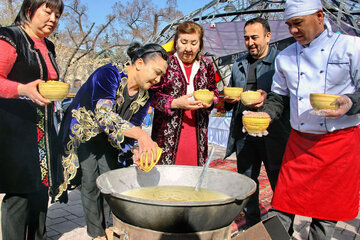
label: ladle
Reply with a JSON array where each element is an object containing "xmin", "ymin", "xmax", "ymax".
[{"xmin": 195, "ymin": 146, "xmax": 215, "ymax": 191}]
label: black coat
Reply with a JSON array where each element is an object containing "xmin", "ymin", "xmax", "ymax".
[{"xmin": 225, "ymin": 46, "xmax": 290, "ymax": 170}]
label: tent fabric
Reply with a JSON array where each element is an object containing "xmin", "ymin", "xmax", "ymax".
[
  {"xmin": 202, "ymin": 18, "xmax": 359, "ymax": 58},
  {"xmin": 217, "ymin": 37, "xmax": 296, "ymax": 66},
  {"xmin": 203, "ymin": 20, "xmax": 292, "ymax": 57}
]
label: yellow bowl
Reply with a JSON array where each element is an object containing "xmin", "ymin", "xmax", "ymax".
[
  {"xmin": 224, "ymin": 87, "xmax": 243, "ymax": 99},
  {"xmin": 310, "ymin": 93, "xmax": 340, "ymax": 110},
  {"xmin": 240, "ymin": 91, "xmax": 261, "ymax": 106},
  {"xmin": 193, "ymin": 89, "xmax": 214, "ymax": 104},
  {"xmin": 139, "ymin": 147, "xmax": 163, "ymax": 172},
  {"xmin": 242, "ymin": 112, "xmax": 271, "ymax": 134},
  {"xmin": 38, "ymin": 81, "xmax": 70, "ymax": 101}
]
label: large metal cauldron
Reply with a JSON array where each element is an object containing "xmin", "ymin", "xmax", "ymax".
[{"xmin": 96, "ymin": 165, "xmax": 256, "ymax": 233}]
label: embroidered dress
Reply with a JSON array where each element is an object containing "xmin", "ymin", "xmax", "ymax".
[
  {"xmin": 57, "ymin": 63, "xmax": 151, "ymax": 199},
  {"xmin": 151, "ymin": 55, "xmax": 219, "ymax": 166}
]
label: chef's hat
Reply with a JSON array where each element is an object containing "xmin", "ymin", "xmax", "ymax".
[{"xmin": 284, "ymin": 0, "xmax": 323, "ymax": 20}]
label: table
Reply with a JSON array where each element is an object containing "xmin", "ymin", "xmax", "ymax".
[{"xmin": 208, "ymin": 116, "xmax": 231, "ymax": 147}]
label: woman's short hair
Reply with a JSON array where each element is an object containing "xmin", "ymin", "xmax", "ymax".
[
  {"xmin": 127, "ymin": 42, "xmax": 169, "ymax": 65},
  {"xmin": 15, "ymin": 0, "xmax": 64, "ymax": 26},
  {"xmin": 173, "ymin": 21, "xmax": 204, "ymax": 60}
]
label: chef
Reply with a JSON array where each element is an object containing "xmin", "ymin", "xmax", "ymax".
[{"xmin": 257, "ymin": 0, "xmax": 360, "ymax": 239}]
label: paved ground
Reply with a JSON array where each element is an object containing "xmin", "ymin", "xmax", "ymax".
[{"xmin": 0, "ymin": 126, "xmax": 359, "ymax": 239}]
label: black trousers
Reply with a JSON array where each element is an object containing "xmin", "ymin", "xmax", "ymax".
[
  {"xmin": 1, "ymin": 186, "xmax": 49, "ymax": 240},
  {"xmin": 269, "ymin": 209, "xmax": 337, "ymax": 239},
  {"xmin": 236, "ymin": 136, "xmax": 280, "ymax": 228},
  {"xmin": 77, "ymin": 134, "xmax": 120, "ymax": 238}
]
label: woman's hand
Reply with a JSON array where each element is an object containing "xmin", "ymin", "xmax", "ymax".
[
  {"xmin": 125, "ymin": 127, "xmax": 158, "ymax": 169},
  {"xmin": 202, "ymin": 96, "xmax": 218, "ymax": 109},
  {"xmin": 170, "ymin": 93, "xmax": 203, "ymax": 110},
  {"xmin": 137, "ymin": 130, "xmax": 158, "ymax": 164},
  {"xmin": 17, "ymin": 80, "xmax": 51, "ymax": 106}
]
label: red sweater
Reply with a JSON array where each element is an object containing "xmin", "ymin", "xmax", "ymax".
[{"xmin": 0, "ymin": 38, "xmax": 58, "ymax": 98}]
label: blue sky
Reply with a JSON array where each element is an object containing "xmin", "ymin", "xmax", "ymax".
[{"xmin": 85, "ymin": 0, "xmax": 211, "ymax": 25}]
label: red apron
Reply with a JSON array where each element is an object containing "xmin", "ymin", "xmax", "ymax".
[
  {"xmin": 175, "ymin": 64, "xmax": 198, "ymax": 166},
  {"xmin": 175, "ymin": 109, "xmax": 198, "ymax": 166},
  {"xmin": 272, "ymin": 127, "xmax": 360, "ymax": 221}
]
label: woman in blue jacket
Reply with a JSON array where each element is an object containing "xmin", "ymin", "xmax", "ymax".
[{"xmin": 58, "ymin": 42, "xmax": 169, "ymax": 239}]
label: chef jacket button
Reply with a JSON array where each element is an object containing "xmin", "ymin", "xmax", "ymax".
[
  {"xmin": 320, "ymin": 70, "xmax": 324, "ymax": 73},
  {"xmin": 300, "ymin": 72, "xmax": 304, "ymax": 75},
  {"xmin": 320, "ymin": 123, "xmax": 324, "ymax": 126},
  {"xmin": 321, "ymin": 49, "xmax": 325, "ymax": 52},
  {"xmin": 300, "ymin": 122, "xmax": 304, "ymax": 126},
  {"xmin": 300, "ymin": 51, "xmax": 303, "ymax": 54},
  {"xmin": 299, "ymin": 96, "xmax": 303, "ymax": 101}
]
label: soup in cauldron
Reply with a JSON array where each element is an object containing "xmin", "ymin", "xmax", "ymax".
[{"xmin": 121, "ymin": 185, "xmax": 230, "ymax": 202}]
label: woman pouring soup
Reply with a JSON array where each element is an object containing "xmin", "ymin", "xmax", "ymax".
[{"xmin": 58, "ymin": 42, "xmax": 169, "ymax": 239}]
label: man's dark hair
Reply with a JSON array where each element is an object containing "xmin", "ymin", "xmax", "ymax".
[{"xmin": 244, "ymin": 17, "xmax": 271, "ymax": 34}]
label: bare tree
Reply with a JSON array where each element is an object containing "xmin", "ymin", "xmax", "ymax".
[
  {"xmin": 58, "ymin": 0, "xmax": 128, "ymax": 81},
  {"xmin": 7, "ymin": 0, "xmax": 15, "ymax": 21},
  {"xmin": 0, "ymin": 0, "xmax": 21, "ymax": 25},
  {"xmin": 0, "ymin": 0, "xmax": 183, "ymax": 82},
  {"xmin": 154, "ymin": 0, "xmax": 183, "ymax": 35},
  {"xmin": 114, "ymin": 0, "xmax": 182, "ymax": 43}
]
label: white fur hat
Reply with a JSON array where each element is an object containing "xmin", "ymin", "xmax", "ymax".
[{"xmin": 284, "ymin": 0, "xmax": 323, "ymax": 20}]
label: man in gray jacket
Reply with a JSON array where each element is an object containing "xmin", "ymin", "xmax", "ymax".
[{"xmin": 224, "ymin": 17, "xmax": 291, "ymax": 228}]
